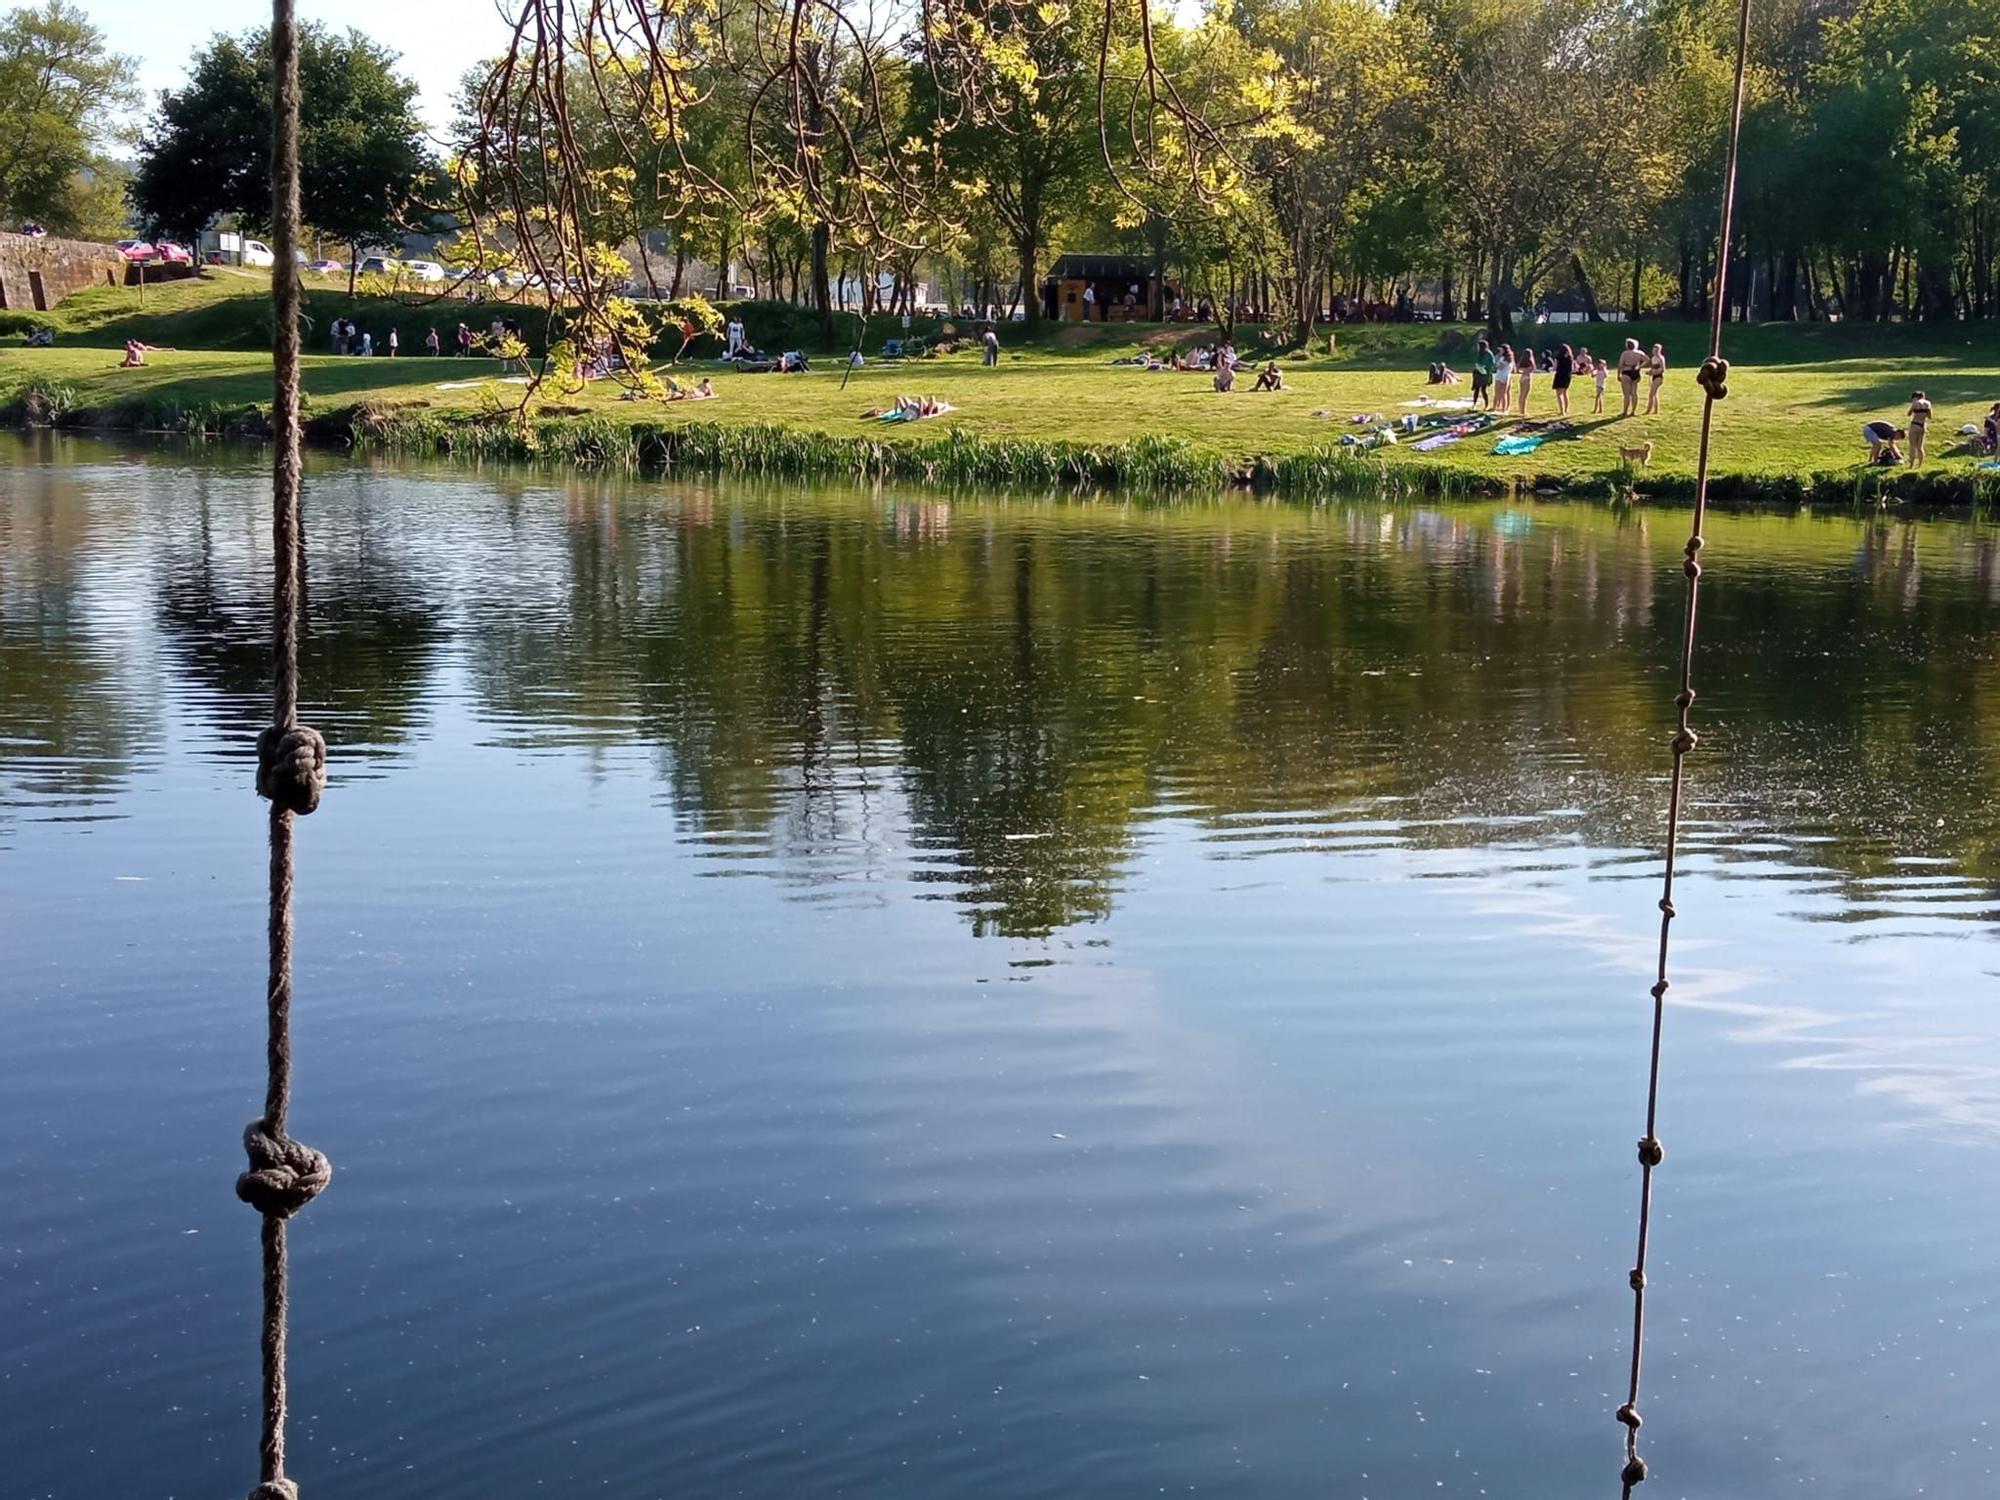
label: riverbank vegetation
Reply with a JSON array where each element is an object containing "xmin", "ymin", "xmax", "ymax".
[{"xmin": 5, "ymin": 274, "xmax": 1999, "ymax": 502}]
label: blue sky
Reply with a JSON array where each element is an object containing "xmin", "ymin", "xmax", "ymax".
[{"xmin": 87, "ymin": 0, "xmax": 513, "ymax": 137}]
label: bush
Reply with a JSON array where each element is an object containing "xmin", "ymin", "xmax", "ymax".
[{"xmin": 0, "ymin": 310, "xmax": 57, "ymax": 340}]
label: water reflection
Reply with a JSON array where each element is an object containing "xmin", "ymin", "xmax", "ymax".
[
  {"xmin": 8, "ymin": 435, "xmax": 2000, "ymax": 938},
  {"xmin": 11, "ymin": 434, "xmax": 2000, "ymax": 1500}
]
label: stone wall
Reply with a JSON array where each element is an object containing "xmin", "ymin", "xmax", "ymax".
[{"xmin": 0, "ymin": 232, "xmax": 125, "ymax": 313}]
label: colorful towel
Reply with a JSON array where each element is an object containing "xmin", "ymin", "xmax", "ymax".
[{"xmin": 1493, "ymin": 434, "xmax": 1545, "ymax": 456}]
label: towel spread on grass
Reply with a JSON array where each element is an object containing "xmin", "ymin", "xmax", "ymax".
[
  {"xmin": 1411, "ymin": 414, "xmax": 1498, "ymax": 453},
  {"xmin": 1493, "ymin": 434, "xmax": 1546, "ymax": 456}
]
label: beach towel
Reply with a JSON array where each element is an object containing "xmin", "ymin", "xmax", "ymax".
[
  {"xmin": 1493, "ymin": 434, "xmax": 1545, "ymax": 456},
  {"xmin": 1400, "ymin": 397, "xmax": 1474, "ymax": 410},
  {"xmin": 1412, "ymin": 429, "xmax": 1465, "ymax": 453}
]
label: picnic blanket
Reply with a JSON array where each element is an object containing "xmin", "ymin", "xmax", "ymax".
[
  {"xmin": 1493, "ymin": 434, "xmax": 1545, "ymax": 456},
  {"xmin": 1411, "ymin": 413, "xmax": 1498, "ymax": 453}
]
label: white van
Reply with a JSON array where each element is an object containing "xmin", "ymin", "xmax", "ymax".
[{"xmin": 241, "ymin": 240, "xmax": 274, "ymax": 267}]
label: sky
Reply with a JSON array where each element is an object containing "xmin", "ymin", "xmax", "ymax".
[{"xmin": 85, "ymin": 0, "xmax": 516, "ymax": 137}]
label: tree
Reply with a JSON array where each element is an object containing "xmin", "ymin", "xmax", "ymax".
[
  {"xmin": 1237, "ymin": 0, "xmax": 1427, "ymax": 334},
  {"xmin": 131, "ymin": 23, "xmax": 440, "ymax": 283},
  {"xmin": 922, "ymin": 0, "xmax": 1110, "ymax": 325},
  {"xmin": 0, "ymin": 0, "xmax": 136, "ymax": 234}
]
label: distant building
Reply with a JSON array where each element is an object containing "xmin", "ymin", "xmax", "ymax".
[{"xmin": 1047, "ymin": 255, "xmax": 1167, "ymax": 322}]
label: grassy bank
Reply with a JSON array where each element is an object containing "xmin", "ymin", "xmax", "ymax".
[{"xmin": 6, "ymin": 268, "xmax": 2000, "ymax": 503}]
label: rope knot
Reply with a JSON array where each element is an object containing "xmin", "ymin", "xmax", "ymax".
[
  {"xmin": 1670, "ymin": 727, "xmax": 1699, "ymax": 756},
  {"xmin": 247, "ymin": 1482, "xmax": 300, "ymax": 1500},
  {"xmin": 1696, "ymin": 356, "xmax": 1730, "ymax": 400},
  {"xmin": 1650, "ymin": 978, "xmax": 1670, "ymax": 999},
  {"xmin": 257, "ymin": 724, "xmax": 327, "ymax": 815},
  {"xmin": 1629, "ymin": 1267, "xmax": 1646, "ymax": 1291},
  {"xmin": 1622, "ymin": 1454, "xmax": 1649, "ymax": 1486},
  {"xmin": 1637, "ymin": 1136, "xmax": 1665, "ymax": 1168},
  {"xmin": 1615, "ymin": 1401, "xmax": 1643, "ymax": 1430},
  {"xmin": 237, "ymin": 1119, "xmax": 331, "ymax": 1219}
]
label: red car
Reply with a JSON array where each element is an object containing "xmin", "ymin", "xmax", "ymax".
[
  {"xmin": 154, "ymin": 241, "xmax": 193, "ymax": 266},
  {"xmin": 115, "ymin": 239, "xmax": 157, "ymax": 262}
]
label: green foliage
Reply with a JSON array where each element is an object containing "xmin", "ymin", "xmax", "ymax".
[
  {"xmin": 130, "ymin": 22, "xmax": 441, "ymax": 249},
  {"xmin": 0, "ymin": 0, "xmax": 135, "ymax": 233}
]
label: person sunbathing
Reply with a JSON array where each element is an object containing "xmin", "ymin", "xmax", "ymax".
[
  {"xmin": 1253, "ymin": 362, "xmax": 1285, "ymax": 391},
  {"xmin": 119, "ymin": 339, "xmax": 168, "ymax": 368}
]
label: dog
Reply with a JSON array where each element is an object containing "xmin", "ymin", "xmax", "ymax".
[{"xmin": 1617, "ymin": 441, "xmax": 1654, "ymax": 469}]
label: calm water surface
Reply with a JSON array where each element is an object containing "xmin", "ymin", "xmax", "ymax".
[{"xmin": 7, "ymin": 432, "xmax": 2000, "ymax": 1498}]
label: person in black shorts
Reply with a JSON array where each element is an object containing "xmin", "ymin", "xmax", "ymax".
[{"xmin": 1552, "ymin": 343, "xmax": 1575, "ymax": 416}]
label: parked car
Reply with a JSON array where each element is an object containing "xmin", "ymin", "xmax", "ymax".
[
  {"xmin": 154, "ymin": 241, "xmax": 193, "ymax": 265},
  {"xmin": 356, "ymin": 255, "xmax": 397, "ymax": 278},
  {"xmin": 306, "ymin": 258, "xmax": 343, "ymax": 274},
  {"xmin": 240, "ymin": 240, "xmax": 275, "ymax": 267},
  {"xmin": 403, "ymin": 259, "xmax": 447, "ymax": 283},
  {"xmin": 115, "ymin": 239, "xmax": 157, "ymax": 262}
]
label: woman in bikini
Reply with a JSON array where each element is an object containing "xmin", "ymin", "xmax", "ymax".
[
  {"xmin": 1515, "ymin": 345, "xmax": 1534, "ymax": 415},
  {"xmin": 1493, "ymin": 344, "xmax": 1514, "ymax": 414},
  {"xmin": 1645, "ymin": 344, "xmax": 1667, "ymax": 414},
  {"xmin": 1552, "ymin": 343, "xmax": 1575, "ymax": 417},
  {"xmin": 1616, "ymin": 339, "xmax": 1645, "ymax": 417}
]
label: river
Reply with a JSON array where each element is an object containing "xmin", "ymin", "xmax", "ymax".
[{"xmin": 6, "ymin": 431, "xmax": 2000, "ymax": 1498}]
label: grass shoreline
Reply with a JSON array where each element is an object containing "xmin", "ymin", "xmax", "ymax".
[
  {"xmin": 7, "ymin": 377, "xmax": 1997, "ymax": 508},
  {"xmin": 7, "ymin": 270, "xmax": 2000, "ymax": 506}
]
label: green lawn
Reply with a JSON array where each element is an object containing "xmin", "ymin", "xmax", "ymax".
[{"xmin": 5, "ymin": 268, "xmax": 1998, "ymax": 488}]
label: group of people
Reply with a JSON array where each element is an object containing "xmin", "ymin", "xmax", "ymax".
[
  {"xmin": 1466, "ymin": 336, "xmax": 1667, "ymax": 418},
  {"xmin": 1862, "ymin": 393, "xmax": 2000, "ymax": 467},
  {"xmin": 325, "ymin": 317, "xmax": 483, "ymax": 358}
]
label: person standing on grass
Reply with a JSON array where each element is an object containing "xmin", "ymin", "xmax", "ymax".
[
  {"xmin": 1552, "ymin": 342, "xmax": 1574, "ymax": 416},
  {"xmin": 457, "ymin": 323, "xmax": 472, "ymax": 356},
  {"xmin": 1494, "ymin": 344, "xmax": 1514, "ymax": 414},
  {"xmin": 982, "ymin": 325, "xmax": 1000, "ymax": 366},
  {"xmin": 726, "ymin": 315, "xmax": 744, "ymax": 356},
  {"xmin": 1515, "ymin": 346, "xmax": 1534, "ymax": 415},
  {"xmin": 359, "ymin": 330, "xmax": 373, "ymax": 357},
  {"xmin": 1617, "ymin": 338, "xmax": 1645, "ymax": 416},
  {"xmin": 1906, "ymin": 391, "xmax": 1932, "ymax": 466},
  {"xmin": 387, "ymin": 327, "xmax": 399, "ymax": 358},
  {"xmin": 1645, "ymin": 343, "xmax": 1667, "ymax": 413},
  {"xmin": 1471, "ymin": 338, "xmax": 1495, "ymax": 409},
  {"xmin": 1082, "ymin": 284, "xmax": 1096, "ymax": 322},
  {"xmin": 425, "ymin": 326, "xmax": 440, "ymax": 357},
  {"xmin": 1592, "ymin": 357, "xmax": 1609, "ymax": 414}
]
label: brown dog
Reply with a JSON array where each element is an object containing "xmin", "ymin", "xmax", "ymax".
[{"xmin": 1618, "ymin": 441, "xmax": 1654, "ymax": 468}]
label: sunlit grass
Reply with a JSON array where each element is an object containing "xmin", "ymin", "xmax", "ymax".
[{"xmin": 4, "ymin": 268, "xmax": 1998, "ymax": 494}]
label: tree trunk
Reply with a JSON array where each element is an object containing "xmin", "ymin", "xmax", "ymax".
[
  {"xmin": 1016, "ymin": 233, "xmax": 1040, "ymax": 327},
  {"xmin": 1572, "ymin": 253, "xmax": 1603, "ymax": 322},
  {"xmin": 811, "ymin": 220, "xmax": 832, "ymax": 344}
]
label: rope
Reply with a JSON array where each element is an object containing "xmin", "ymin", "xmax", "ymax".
[
  {"xmin": 1615, "ymin": 0, "xmax": 1753, "ymax": 1490},
  {"xmin": 238, "ymin": 1, "xmax": 329, "ymax": 1495}
]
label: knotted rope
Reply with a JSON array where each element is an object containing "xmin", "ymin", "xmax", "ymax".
[
  {"xmin": 1616, "ymin": 0, "xmax": 1753, "ymax": 1491},
  {"xmin": 238, "ymin": 0, "xmax": 330, "ymax": 1494}
]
